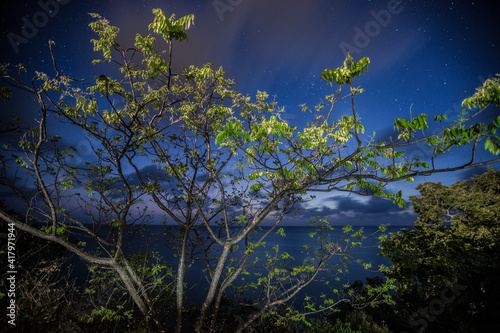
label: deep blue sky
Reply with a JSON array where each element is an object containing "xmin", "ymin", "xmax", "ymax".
[{"xmin": 1, "ymin": 0, "xmax": 499, "ymax": 226}]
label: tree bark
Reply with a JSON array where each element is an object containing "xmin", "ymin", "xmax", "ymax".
[
  {"xmin": 0, "ymin": 209, "xmax": 162, "ymax": 332},
  {"xmin": 195, "ymin": 243, "xmax": 231, "ymax": 333},
  {"xmin": 175, "ymin": 226, "xmax": 190, "ymax": 333}
]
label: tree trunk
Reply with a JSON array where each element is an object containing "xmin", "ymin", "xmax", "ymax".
[
  {"xmin": 121, "ymin": 251, "xmax": 165, "ymax": 332},
  {"xmin": 195, "ymin": 244, "xmax": 231, "ymax": 333},
  {"xmin": 0, "ymin": 211, "xmax": 162, "ymax": 332},
  {"xmin": 175, "ymin": 226, "xmax": 189, "ymax": 333}
]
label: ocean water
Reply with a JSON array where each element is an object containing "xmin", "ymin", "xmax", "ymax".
[{"xmin": 108, "ymin": 224, "xmax": 406, "ymax": 306}]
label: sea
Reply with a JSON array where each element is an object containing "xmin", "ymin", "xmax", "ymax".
[{"xmin": 70, "ymin": 224, "xmax": 408, "ymax": 307}]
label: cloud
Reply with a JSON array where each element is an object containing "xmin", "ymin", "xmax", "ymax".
[{"xmin": 289, "ymin": 194, "xmax": 415, "ymax": 227}]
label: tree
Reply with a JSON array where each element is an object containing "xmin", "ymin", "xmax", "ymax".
[
  {"xmin": 0, "ymin": 206, "xmax": 80, "ymax": 332},
  {"xmin": 1, "ymin": 8, "xmax": 499, "ymax": 333},
  {"xmin": 380, "ymin": 167, "xmax": 500, "ymax": 332}
]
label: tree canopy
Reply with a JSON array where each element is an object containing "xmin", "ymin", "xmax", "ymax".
[{"xmin": 380, "ymin": 167, "xmax": 500, "ymax": 332}]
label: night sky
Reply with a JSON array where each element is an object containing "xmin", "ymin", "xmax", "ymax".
[{"xmin": 1, "ymin": 0, "xmax": 499, "ymax": 226}]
